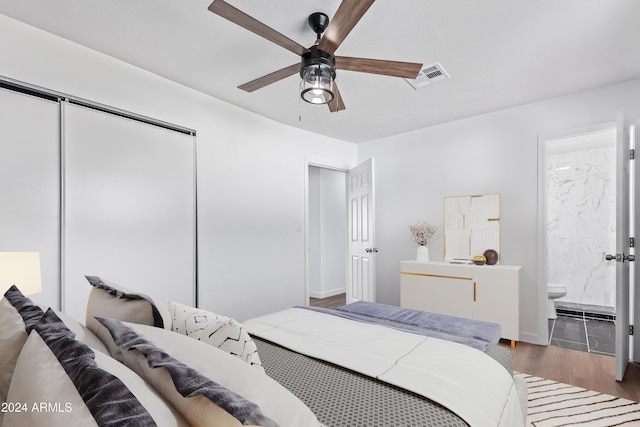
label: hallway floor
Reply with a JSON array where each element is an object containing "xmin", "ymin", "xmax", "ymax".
[{"xmin": 549, "ymin": 311, "xmax": 616, "ymax": 356}]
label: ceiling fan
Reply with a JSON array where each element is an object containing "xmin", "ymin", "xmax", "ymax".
[{"xmin": 208, "ymin": 0, "xmax": 423, "ymax": 112}]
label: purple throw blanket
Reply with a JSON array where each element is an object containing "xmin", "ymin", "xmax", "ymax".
[{"xmin": 298, "ymin": 301, "xmax": 501, "ymax": 351}]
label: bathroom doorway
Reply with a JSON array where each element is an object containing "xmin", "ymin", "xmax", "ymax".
[
  {"xmin": 541, "ymin": 120, "xmax": 637, "ymax": 380},
  {"xmin": 545, "ymin": 127, "xmax": 617, "ymax": 315},
  {"xmin": 540, "ymin": 124, "xmax": 619, "ymax": 353}
]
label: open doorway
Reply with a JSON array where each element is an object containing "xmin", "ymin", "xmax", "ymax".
[
  {"xmin": 543, "ymin": 127, "xmax": 618, "ymax": 354},
  {"xmin": 307, "ymin": 165, "xmax": 348, "ymax": 307}
]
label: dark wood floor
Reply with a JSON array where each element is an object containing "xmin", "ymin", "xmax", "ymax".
[
  {"xmin": 509, "ymin": 340, "xmax": 640, "ymax": 401},
  {"xmin": 309, "ymin": 293, "xmax": 347, "ymax": 309},
  {"xmin": 309, "ymin": 293, "xmax": 640, "ymax": 401}
]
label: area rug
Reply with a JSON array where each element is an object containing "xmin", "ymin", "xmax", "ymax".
[{"xmin": 515, "ymin": 372, "xmax": 640, "ymax": 426}]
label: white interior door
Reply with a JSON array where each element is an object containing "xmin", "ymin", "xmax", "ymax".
[
  {"xmin": 347, "ymin": 158, "xmax": 376, "ymax": 303},
  {"xmin": 614, "ymin": 115, "xmax": 633, "ymax": 382}
]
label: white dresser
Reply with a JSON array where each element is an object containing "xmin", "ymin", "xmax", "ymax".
[{"xmin": 400, "ymin": 261, "xmax": 522, "ymax": 346}]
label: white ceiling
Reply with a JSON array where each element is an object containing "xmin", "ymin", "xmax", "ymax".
[{"xmin": 1, "ymin": 0, "xmax": 639, "ymax": 143}]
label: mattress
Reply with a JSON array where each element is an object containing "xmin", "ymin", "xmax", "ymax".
[{"xmin": 254, "ymin": 336, "xmax": 513, "ymax": 427}]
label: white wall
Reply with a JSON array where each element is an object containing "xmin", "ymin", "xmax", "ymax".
[
  {"xmin": 0, "ymin": 14, "xmax": 357, "ymax": 322},
  {"xmin": 359, "ymin": 78, "xmax": 640, "ymax": 345},
  {"xmin": 3, "ymin": 13, "xmax": 639, "ymax": 342}
]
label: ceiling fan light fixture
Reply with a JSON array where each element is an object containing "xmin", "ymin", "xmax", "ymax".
[
  {"xmin": 300, "ymin": 64, "xmax": 334, "ymax": 104},
  {"xmin": 300, "ymin": 47, "xmax": 336, "ymax": 105},
  {"xmin": 210, "ymin": 2, "xmax": 424, "ymax": 112}
]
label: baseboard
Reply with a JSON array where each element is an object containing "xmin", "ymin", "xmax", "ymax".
[
  {"xmin": 520, "ymin": 331, "xmax": 546, "ymax": 346},
  {"xmin": 309, "ymin": 288, "xmax": 346, "ymax": 299}
]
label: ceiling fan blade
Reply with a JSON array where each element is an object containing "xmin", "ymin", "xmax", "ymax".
[
  {"xmin": 238, "ymin": 63, "xmax": 300, "ymax": 92},
  {"xmin": 327, "ymin": 82, "xmax": 346, "ymax": 112},
  {"xmin": 208, "ymin": 0, "xmax": 309, "ymax": 57},
  {"xmin": 317, "ymin": 0, "xmax": 376, "ymax": 55},
  {"xmin": 336, "ymin": 56, "xmax": 422, "ymax": 79}
]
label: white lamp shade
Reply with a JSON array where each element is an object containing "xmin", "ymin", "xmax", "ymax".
[{"xmin": 0, "ymin": 252, "xmax": 43, "ymax": 296}]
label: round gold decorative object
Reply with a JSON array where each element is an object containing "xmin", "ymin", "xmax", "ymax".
[
  {"xmin": 483, "ymin": 249, "xmax": 499, "ymax": 265},
  {"xmin": 473, "ymin": 255, "xmax": 486, "ymax": 265}
]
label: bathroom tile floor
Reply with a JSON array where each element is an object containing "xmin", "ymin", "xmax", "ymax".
[{"xmin": 548, "ymin": 312, "xmax": 616, "ymax": 356}]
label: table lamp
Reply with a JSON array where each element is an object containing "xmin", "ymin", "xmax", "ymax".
[{"xmin": 0, "ymin": 252, "xmax": 43, "ymax": 296}]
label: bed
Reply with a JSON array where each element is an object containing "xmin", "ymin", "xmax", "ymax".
[
  {"xmin": 1, "ymin": 277, "xmax": 526, "ymax": 427},
  {"xmin": 245, "ymin": 304, "xmax": 525, "ymax": 427}
]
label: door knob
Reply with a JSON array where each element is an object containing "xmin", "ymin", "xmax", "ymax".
[
  {"xmin": 605, "ymin": 253, "xmax": 636, "ymax": 262},
  {"xmin": 365, "ymin": 248, "xmax": 379, "ymax": 253}
]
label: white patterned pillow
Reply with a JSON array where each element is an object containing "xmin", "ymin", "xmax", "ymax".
[{"xmin": 169, "ymin": 301, "xmax": 262, "ymax": 369}]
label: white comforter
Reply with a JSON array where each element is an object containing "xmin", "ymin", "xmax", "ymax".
[{"xmin": 244, "ymin": 308, "xmax": 525, "ymax": 427}]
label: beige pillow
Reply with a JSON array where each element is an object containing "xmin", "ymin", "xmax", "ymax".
[
  {"xmin": 52, "ymin": 308, "xmax": 109, "ymax": 355},
  {"xmin": 91, "ymin": 317, "xmax": 323, "ymax": 427},
  {"xmin": 0, "ymin": 286, "xmax": 44, "ymax": 402},
  {"xmin": 4, "ymin": 309, "xmax": 188, "ymax": 427},
  {"xmin": 85, "ymin": 275, "xmax": 171, "ymax": 331},
  {"xmin": 4, "ymin": 331, "xmax": 98, "ymax": 427}
]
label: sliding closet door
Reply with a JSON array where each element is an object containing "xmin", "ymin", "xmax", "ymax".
[
  {"xmin": 0, "ymin": 88, "xmax": 60, "ymax": 309},
  {"xmin": 62, "ymin": 102, "xmax": 195, "ymax": 321}
]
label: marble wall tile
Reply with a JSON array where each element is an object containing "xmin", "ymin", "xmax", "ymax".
[{"xmin": 547, "ymin": 144, "xmax": 616, "ymax": 309}]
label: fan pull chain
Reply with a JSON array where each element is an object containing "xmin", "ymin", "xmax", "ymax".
[{"xmin": 298, "ymin": 79, "xmax": 303, "ymax": 122}]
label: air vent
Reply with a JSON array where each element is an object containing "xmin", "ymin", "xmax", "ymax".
[{"xmin": 405, "ymin": 62, "xmax": 450, "ymax": 90}]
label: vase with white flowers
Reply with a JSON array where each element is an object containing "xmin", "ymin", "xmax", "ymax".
[{"xmin": 409, "ymin": 221, "xmax": 437, "ymax": 263}]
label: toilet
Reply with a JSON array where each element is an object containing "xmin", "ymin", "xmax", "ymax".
[{"xmin": 547, "ymin": 284, "xmax": 567, "ymax": 319}]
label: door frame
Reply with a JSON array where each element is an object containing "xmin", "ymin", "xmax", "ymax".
[
  {"xmin": 304, "ymin": 157, "xmax": 350, "ymax": 304},
  {"xmin": 537, "ymin": 121, "xmax": 619, "ymax": 347},
  {"xmin": 614, "ymin": 113, "xmax": 631, "ymax": 381},
  {"xmin": 631, "ymin": 123, "xmax": 639, "ymax": 362}
]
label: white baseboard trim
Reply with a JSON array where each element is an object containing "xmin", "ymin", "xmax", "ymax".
[
  {"xmin": 519, "ymin": 331, "xmax": 544, "ymax": 346},
  {"xmin": 309, "ymin": 288, "xmax": 346, "ymax": 299}
]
